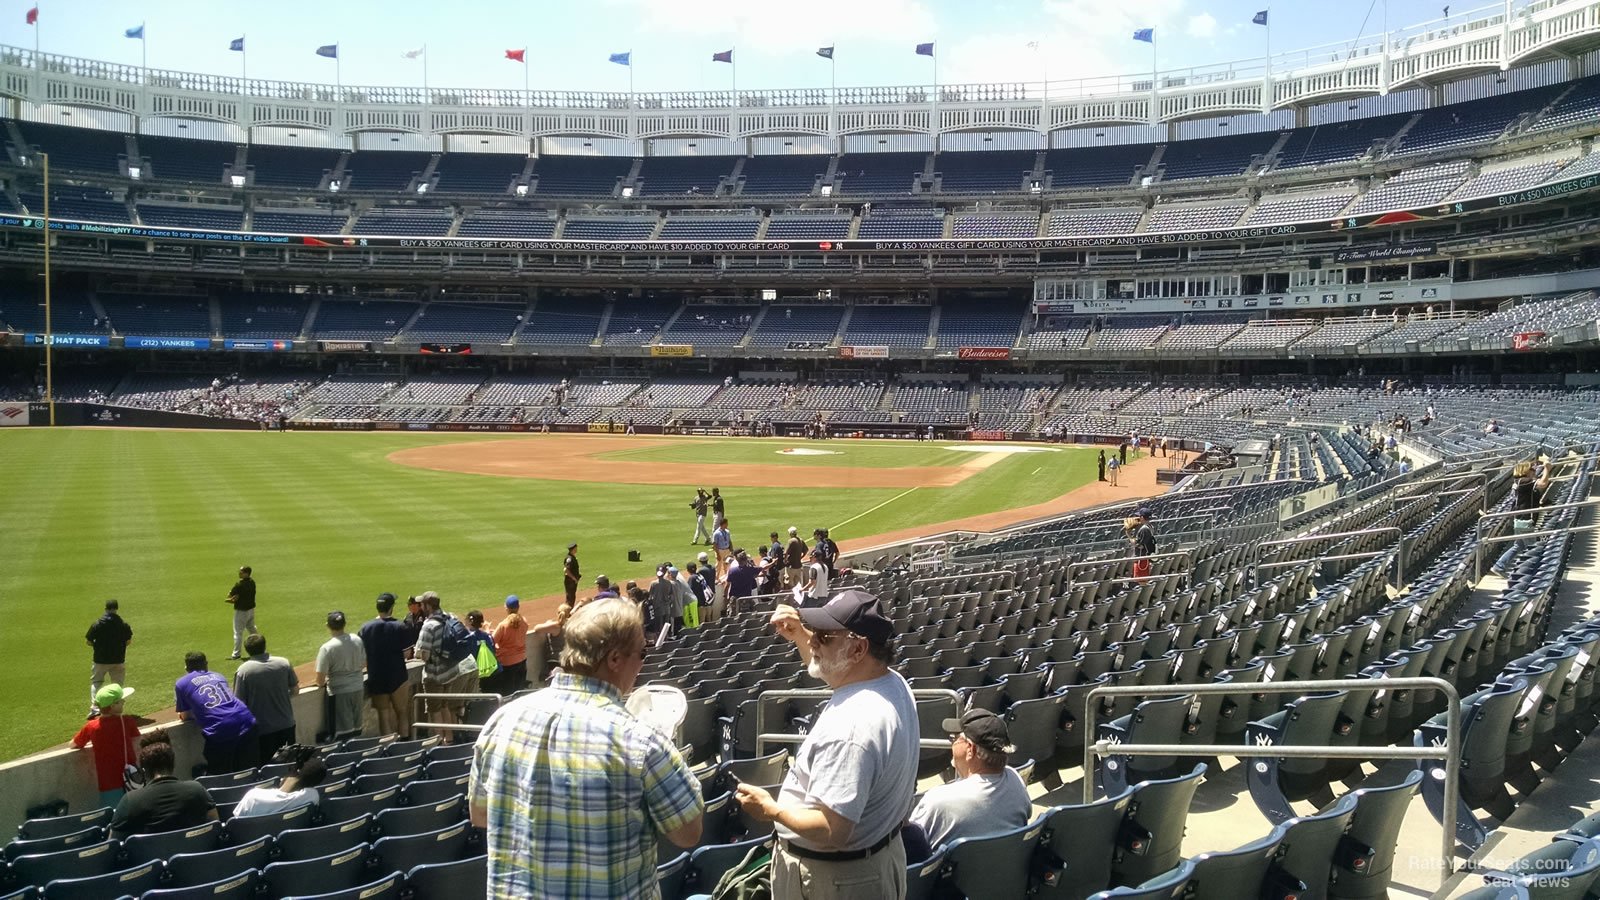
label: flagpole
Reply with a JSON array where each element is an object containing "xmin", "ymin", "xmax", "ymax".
[
  {"xmin": 422, "ymin": 45, "xmax": 429, "ymax": 96},
  {"xmin": 830, "ymin": 51, "xmax": 836, "ymax": 139},
  {"xmin": 1264, "ymin": 8, "xmax": 1273, "ymax": 113},
  {"xmin": 931, "ymin": 45, "xmax": 939, "ymax": 146},
  {"xmin": 241, "ymin": 35, "xmax": 247, "ymax": 81},
  {"xmin": 1150, "ymin": 33, "xmax": 1158, "ymax": 125},
  {"xmin": 524, "ymin": 51, "xmax": 529, "ymax": 95},
  {"xmin": 731, "ymin": 49, "xmax": 738, "ymax": 141}
]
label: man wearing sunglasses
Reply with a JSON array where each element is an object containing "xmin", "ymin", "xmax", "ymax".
[
  {"xmin": 733, "ymin": 589, "xmax": 918, "ymax": 899},
  {"xmin": 906, "ymin": 708, "xmax": 1032, "ymax": 852}
]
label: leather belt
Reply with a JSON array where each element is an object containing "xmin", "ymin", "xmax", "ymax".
[{"xmin": 780, "ymin": 829, "xmax": 898, "ymax": 862}]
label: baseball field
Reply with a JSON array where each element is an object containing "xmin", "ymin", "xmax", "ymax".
[{"xmin": 0, "ymin": 428, "xmax": 1122, "ymax": 761}]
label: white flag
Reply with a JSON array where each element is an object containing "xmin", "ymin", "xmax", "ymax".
[{"xmin": 402, "ymin": 47, "xmax": 424, "ymax": 59}]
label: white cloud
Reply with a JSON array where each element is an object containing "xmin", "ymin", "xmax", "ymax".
[{"xmin": 1186, "ymin": 13, "xmax": 1218, "ymax": 39}]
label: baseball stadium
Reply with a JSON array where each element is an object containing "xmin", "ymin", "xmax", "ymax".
[{"xmin": 4, "ymin": 2, "xmax": 1600, "ymax": 897}]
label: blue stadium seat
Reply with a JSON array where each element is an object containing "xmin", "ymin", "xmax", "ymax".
[
  {"xmin": 279, "ymin": 870, "xmax": 402, "ymax": 900},
  {"xmin": 405, "ymin": 855, "xmax": 486, "ymax": 900},
  {"xmin": 259, "ymin": 846, "xmax": 372, "ymax": 900},
  {"xmin": 142, "ymin": 868, "xmax": 259, "ymax": 900},
  {"xmin": 162, "ymin": 837, "xmax": 271, "ymax": 889},
  {"xmin": 41, "ymin": 860, "xmax": 162, "ymax": 899},
  {"xmin": 273, "ymin": 815, "xmax": 373, "ymax": 862},
  {"xmin": 371, "ymin": 822, "xmax": 473, "ymax": 874}
]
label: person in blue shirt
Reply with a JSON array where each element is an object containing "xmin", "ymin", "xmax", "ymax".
[{"xmin": 465, "ymin": 610, "xmax": 498, "ymax": 693}]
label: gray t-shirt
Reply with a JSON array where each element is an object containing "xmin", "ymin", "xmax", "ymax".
[
  {"xmin": 316, "ymin": 633, "xmax": 366, "ymax": 696},
  {"xmin": 907, "ymin": 768, "xmax": 1033, "ymax": 849},
  {"xmin": 775, "ymin": 670, "xmax": 918, "ymax": 852},
  {"xmin": 234, "ymin": 654, "xmax": 299, "ymax": 735}
]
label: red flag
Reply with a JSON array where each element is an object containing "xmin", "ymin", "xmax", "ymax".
[
  {"xmin": 25, "ymin": 6, "xmax": 37, "ymax": 24},
  {"xmin": 505, "ymin": 48, "xmax": 525, "ymax": 63}
]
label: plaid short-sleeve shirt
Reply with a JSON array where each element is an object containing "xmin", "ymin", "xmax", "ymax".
[{"xmin": 469, "ymin": 673, "xmax": 703, "ymax": 899}]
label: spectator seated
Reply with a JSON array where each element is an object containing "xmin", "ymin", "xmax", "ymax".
[
  {"xmin": 749, "ymin": 305, "xmax": 844, "ymax": 348},
  {"xmin": 662, "ymin": 305, "xmax": 756, "ymax": 346},
  {"xmin": 602, "ymin": 298, "xmax": 680, "ymax": 346}
]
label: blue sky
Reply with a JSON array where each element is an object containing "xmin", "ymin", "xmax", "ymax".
[{"xmin": 10, "ymin": 0, "xmax": 1478, "ymax": 94}]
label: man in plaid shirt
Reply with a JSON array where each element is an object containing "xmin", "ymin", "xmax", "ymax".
[{"xmin": 469, "ymin": 597, "xmax": 704, "ymax": 899}]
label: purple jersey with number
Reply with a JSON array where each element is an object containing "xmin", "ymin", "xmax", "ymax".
[{"xmin": 175, "ymin": 670, "xmax": 256, "ymax": 741}]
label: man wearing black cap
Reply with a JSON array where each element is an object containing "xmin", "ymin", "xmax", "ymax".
[
  {"xmin": 315, "ymin": 611, "xmax": 366, "ymax": 741},
  {"xmin": 733, "ymin": 589, "xmax": 918, "ymax": 898},
  {"xmin": 906, "ymin": 708, "xmax": 1032, "ymax": 852},
  {"xmin": 360, "ymin": 594, "xmax": 415, "ymax": 739},
  {"xmin": 563, "ymin": 543, "xmax": 581, "ymax": 605},
  {"xmin": 1130, "ymin": 508, "xmax": 1157, "ymax": 581},
  {"xmin": 86, "ymin": 599, "xmax": 133, "ymax": 719}
]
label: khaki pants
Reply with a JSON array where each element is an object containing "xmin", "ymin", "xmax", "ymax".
[
  {"xmin": 786, "ymin": 566, "xmax": 802, "ymax": 589},
  {"xmin": 422, "ymin": 668, "xmax": 478, "ymax": 743},
  {"xmin": 90, "ymin": 662, "xmax": 125, "ymax": 715},
  {"xmin": 370, "ymin": 680, "xmax": 413, "ymax": 739},
  {"xmin": 771, "ymin": 839, "xmax": 907, "ymax": 900}
]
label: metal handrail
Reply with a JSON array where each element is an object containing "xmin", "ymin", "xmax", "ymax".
[
  {"xmin": 1082, "ymin": 676, "xmax": 1461, "ymax": 888},
  {"xmin": 1393, "ymin": 471, "xmax": 1487, "ymax": 512},
  {"xmin": 1473, "ymin": 495, "xmax": 1600, "ymax": 580},
  {"xmin": 1253, "ymin": 526, "xmax": 1404, "ymax": 584},
  {"xmin": 410, "ymin": 690, "xmax": 502, "ymax": 737},
  {"xmin": 1069, "ymin": 548, "xmax": 1190, "ymax": 575},
  {"xmin": 754, "ymin": 688, "xmax": 959, "ymax": 757}
]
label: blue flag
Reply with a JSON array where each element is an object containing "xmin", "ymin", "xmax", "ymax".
[
  {"xmin": 915, "ymin": 41, "xmax": 934, "ymax": 57},
  {"xmin": 124, "ymin": 24, "xmax": 144, "ymax": 39},
  {"xmin": 816, "ymin": 46, "xmax": 834, "ymax": 60},
  {"xmin": 229, "ymin": 37, "xmax": 244, "ymax": 52},
  {"xmin": 712, "ymin": 49, "xmax": 733, "ymax": 63},
  {"xmin": 1133, "ymin": 28, "xmax": 1154, "ymax": 43},
  {"xmin": 609, "ymin": 51, "xmax": 630, "ymax": 66},
  {"xmin": 316, "ymin": 44, "xmax": 338, "ymax": 59},
  {"xmin": 1253, "ymin": 10, "xmax": 1268, "ymax": 25}
]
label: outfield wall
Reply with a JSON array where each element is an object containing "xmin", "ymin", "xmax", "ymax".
[{"xmin": 16, "ymin": 402, "xmax": 260, "ymax": 430}]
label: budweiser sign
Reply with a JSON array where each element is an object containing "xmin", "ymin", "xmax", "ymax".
[
  {"xmin": 958, "ymin": 346, "xmax": 1012, "ymax": 361},
  {"xmin": 1512, "ymin": 331, "xmax": 1547, "ymax": 351}
]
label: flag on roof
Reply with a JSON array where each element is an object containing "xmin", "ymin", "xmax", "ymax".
[
  {"xmin": 816, "ymin": 46, "xmax": 834, "ymax": 59},
  {"xmin": 1133, "ymin": 28, "xmax": 1154, "ymax": 43},
  {"xmin": 505, "ymin": 48, "xmax": 525, "ymax": 62},
  {"xmin": 915, "ymin": 41, "xmax": 934, "ymax": 56},
  {"xmin": 1253, "ymin": 10, "xmax": 1268, "ymax": 25},
  {"xmin": 402, "ymin": 47, "xmax": 424, "ymax": 59},
  {"xmin": 315, "ymin": 44, "xmax": 338, "ymax": 58},
  {"xmin": 25, "ymin": 6, "xmax": 36, "ymax": 25},
  {"xmin": 229, "ymin": 37, "xmax": 244, "ymax": 52},
  {"xmin": 609, "ymin": 51, "xmax": 631, "ymax": 65},
  {"xmin": 124, "ymin": 24, "xmax": 144, "ymax": 39},
  {"xmin": 712, "ymin": 49, "xmax": 733, "ymax": 63}
]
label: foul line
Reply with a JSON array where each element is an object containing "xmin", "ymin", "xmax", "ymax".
[{"xmin": 832, "ymin": 487, "xmax": 919, "ymax": 534}]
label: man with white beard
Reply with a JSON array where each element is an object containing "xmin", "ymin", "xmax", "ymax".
[{"xmin": 732, "ymin": 589, "xmax": 917, "ymax": 899}]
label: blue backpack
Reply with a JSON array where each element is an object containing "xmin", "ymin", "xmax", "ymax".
[{"xmin": 432, "ymin": 613, "xmax": 476, "ymax": 664}]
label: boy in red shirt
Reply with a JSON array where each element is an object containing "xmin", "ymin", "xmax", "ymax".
[{"xmin": 72, "ymin": 684, "xmax": 140, "ymax": 809}]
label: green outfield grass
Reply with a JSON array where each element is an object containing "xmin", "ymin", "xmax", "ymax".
[
  {"xmin": 594, "ymin": 441, "xmax": 985, "ymax": 469},
  {"xmin": 0, "ymin": 430, "xmax": 1094, "ymax": 761}
]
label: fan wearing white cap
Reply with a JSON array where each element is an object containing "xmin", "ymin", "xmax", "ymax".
[
  {"xmin": 733, "ymin": 589, "xmax": 918, "ymax": 896},
  {"xmin": 905, "ymin": 707, "xmax": 1032, "ymax": 854}
]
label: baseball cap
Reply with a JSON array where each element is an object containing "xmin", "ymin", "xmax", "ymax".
[
  {"xmin": 667, "ymin": 567, "xmax": 679, "ymax": 576},
  {"xmin": 327, "ymin": 611, "xmax": 346, "ymax": 629},
  {"xmin": 797, "ymin": 589, "xmax": 894, "ymax": 644},
  {"xmin": 697, "ymin": 552, "xmax": 710, "ymax": 562},
  {"xmin": 1135, "ymin": 507, "xmax": 1152, "ymax": 519},
  {"xmin": 505, "ymin": 595, "xmax": 520, "ymax": 609},
  {"xmin": 596, "ymin": 575, "xmax": 611, "ymax": 588},
  {"xmin": 788, "ymin": 526, "xmax": 798, "ymax": 535},
  {"xmin": 941, "ymin": 707, "xmax": 1014, "ymax": 754},
  {"xmin": 567, "ymin": 542, "xmax": 578, "ymax": 550},
  {"xmin": 105, "ymin": 599, "xmax": 119, "ymax": 611},
  {"xmin": 95, "ymin": 683, "xmax": 134, "ymax": 708}
]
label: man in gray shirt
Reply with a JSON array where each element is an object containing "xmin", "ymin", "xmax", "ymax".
[
  {"xmin": 908, "ymin": 708, "xmax": 1033, "ymax": 851},
  {"xmin": 315, "ymin": 611, "xmax": 366, "ymax": 741},
  {"xmin": 733, "ymin": 589, "xmax": 917, "ymax": 899},
  {"xmin": 233, "ymin": 634, "xmax": 299, "ymax": 763}
]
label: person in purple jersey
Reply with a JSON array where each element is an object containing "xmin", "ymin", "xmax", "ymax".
[{"xmin": 175, "ymin": 651, "xmax": 258, "ymax": 775}]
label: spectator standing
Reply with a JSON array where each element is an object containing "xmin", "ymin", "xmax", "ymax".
[
  {"xmin": 712, "ymin": 520, "xmax": 733, "ymax": 578},
  {"xmin": 1119, "ymin": 441, "xmax": 1129, "ymax": 465},
  {"xmin": 85, "ymin": 599, "xmax": 133, "ymax": 719},
  {"xmin": 733, "ymin": 590, "xmax": 917, "ymax": 898},
  {"xmin": 175, "ymin": 652, "xmax": 257, "ymax": 775},
  {"xmin": 71, "ymin": 683, "xmax": 140, "ymax": 808},
  {"xmin": 1493, "ymin": 460, "xmax": 1553, "ymax": 576},
  {"xmin": 468, "ymin": 598, "xmax": 704, "ymax": 898},
  {"xmin": 359, "ymin": 593, "xmax": 415, "ymax": 738},
  {"xmin": 906, "ymin": 708, "xmax": 1032, "ymax": 853},
  {"xmin": 799, "ymin": 548, "xmax": 831, "ymax": 608},
  {"xmin": 414, "ymin": 591, "xmax": 480, "ymax": 744},
  {"xmin": 648, "ymin": 567, "xmax": 679, "ymax": 640},
  {"xmin": 233, "ymin": 634, "xmax": 299, "ymax": 763},
  {"xmin": 563, "ymin": 543, "xmax": 581, "ymax": 606},
  {"xmin": 225, "ymin": 566, "xmax": 258, "ymax": 660},
  {"xmin": 594, "ymin": 575, "xmax": 620, "ymax": 600},
  {"xmin": 690, "ymin": 489, "xmax": 711, "ymax": 545},
  {"xmin": 316, "ymin": 611, "xmax": 366, "ymax": 742},
  {"xmin": 672, "ymin": 567, "xmax": 699, "ymax": 629},
  {"xmin": 491, "ymin": 595, "xmax": 529, "ymax": 696},
  {"xmin": 1097, "ymin": 450, "xmax": 1106, "ymax": 482},
  {"xmin": 785, "ymin": 527, "xmax": 808, "ymax": 589},
  {"xmin": 812, "ymin": 528, "xmax": 839, "ymax": 575},
  {"xmin": 685, "ymin": 564, "xmax": 712, "ymax": 625},
  {"xmin": 465, "ymin": 610, "xmax": 499, "ymax": 693},
  {"xmin": 768, "ymin": 532, "xmax": 785, "ymax": 573},
  {"xmin": 231, "ymin": 746, "xmax": 326, "ymax": 818},
  {"xmin": 402, "ymin": 596, "xmax": 426, "ymax": 647},
  {"xmin": 109, "ymin": 734, "xmax": 217, "ymax": 838},
  {"xmin": 1130, "ymin": 508, "xmax": 1157, "ymax": 580},
  {"xmin": 725, "ymin": 552, "xmax": 759, "ymax": 617}
]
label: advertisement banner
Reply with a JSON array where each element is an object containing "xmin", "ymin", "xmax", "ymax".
[
  {"xmin": 1513, "ymin": 331, "xmax": 1547, "ymax": 351},
  {"xmin": 319, "ymin": 340, "xmax": 373, "ymax": 352},
  {"xmin": 970, "ymin": 429, "xmax": 1008, "ymax": 441},
  {"xmin": 1334, "ymin": 242, "xmax": 1438, "ymax": 263},
  {"xmin": 650, "ymin": 344, "xmax": 694, "ymax": 357},
  {"xmin": 958, "ymin": 347, "xmax": 1012, "ymax": 361},
  {"xmin": 587, "ymin": 422, "xmax": 621, "ymax": 433},
  {"xmin": 419, "ymin": 343, "xmax": 473, "ymax": 355},
  {"xmin": 839, "ymin": 345, "xmax": 890, "ymax": 360},
  {"xmin": 24, "ymin": 333, "xmax": 111, "ymax": 348},
  {"xmin": 125, "ymin": 336, "xmax": 211, "ymax": 350},
  {"xmin": 224, "ymin": 339, "xmax": 294, "ymax": 352},
  {"xmin": 0, "ymin": 402, "xmax": 28, "ymax": 426}
]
